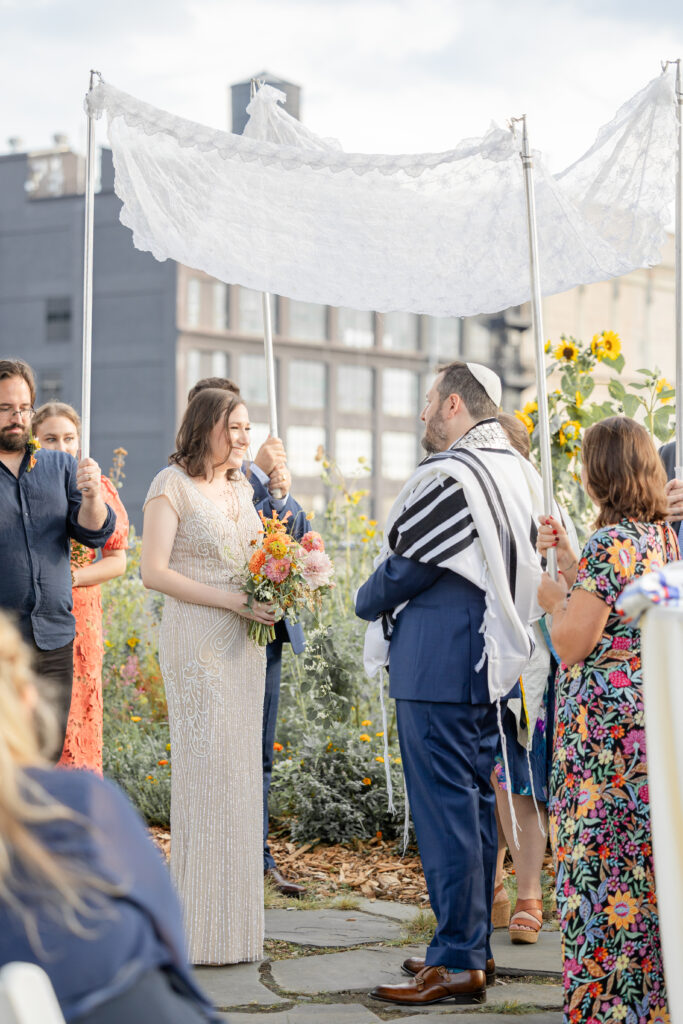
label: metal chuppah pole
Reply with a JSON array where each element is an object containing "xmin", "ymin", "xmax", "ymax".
[
  {"xmin": 80, "ymin": 70, "xmax": 100, "ymax": 462},
  {"xmin": 514, "ymin": 115, "xmax": 557, "ymax": 577},
  {"xmin": 250, "ymin": 77, "xmax": 282, "ymax": 499}
]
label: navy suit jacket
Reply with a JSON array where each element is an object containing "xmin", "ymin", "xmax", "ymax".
[
  {"xmin": 660, "ymin": 441, "xmax": 675, "ymax": 481},
  {"xmin": 248, "ymin": 472, "xmax": 306, "ymax": 655},
  {"xmin": 355, "ymin": 553, "xmax": 515, "ymax": 704}
]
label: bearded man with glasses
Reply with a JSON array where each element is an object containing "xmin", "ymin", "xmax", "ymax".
[{"xmin": 0, "ymin": 359, "xmax": 115, "ymax": 757}]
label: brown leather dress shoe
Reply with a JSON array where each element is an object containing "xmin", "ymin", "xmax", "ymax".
[
  {"xmin": 402, "ymin": 955, "xmax": 496, "ymax": 986},
  {"xmin": 371, "ymin": 965, "xmax": 487, "ymax": 1005},
  {"xmin": 264, "ymin": 867, "xmax": 306, "ymax": 897}
]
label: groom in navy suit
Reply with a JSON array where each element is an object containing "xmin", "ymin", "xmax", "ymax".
[
  {"xmin": 356, "ymin": 362, "xmax": 535, "ymax": 1007},
  {"xmin": 188, "ymin": 378, "xmax": 306, "ymax": 896}
]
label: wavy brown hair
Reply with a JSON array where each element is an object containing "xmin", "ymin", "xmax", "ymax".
[
  {"xmin": 582, "ymin": 417, "xmax": 668, "ymax": 529},
  {"xmin": 170, "ymin": 387, "xmax": 244, "ymax": 480}
]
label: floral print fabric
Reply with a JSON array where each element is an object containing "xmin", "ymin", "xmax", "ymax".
[{"xmin": 549, "ymin": 519, "xmax": 677, "ymax": 1024}]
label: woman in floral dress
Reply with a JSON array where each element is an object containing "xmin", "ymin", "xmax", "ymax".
[
  {"xmin": 538, "ymin": 417, "xmax": 676, "ymax": 1024},
  {"xmin": 33, "ymin": 403, "xmax": 129, "ymax": 774}
]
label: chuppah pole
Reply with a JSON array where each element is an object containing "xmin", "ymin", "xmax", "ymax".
[
  {"xmin": 673, "ymin": 60, "xmax": 683, "ymax": 478},
  {"xmin": 80, "ymin": 70, "xmax": 100, "ymax": 461},
  {"xmin": 251, "ymin": 78, "xmax": 281, "ymax": 497},
  {"xmin": 516, "ymin": 115, "xmax": 556, "ymax": 577}
]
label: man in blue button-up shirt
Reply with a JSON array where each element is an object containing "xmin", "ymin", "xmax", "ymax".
[{"xmin": 0, "ymin": 360, "xmax": 115, "ymax": 753}]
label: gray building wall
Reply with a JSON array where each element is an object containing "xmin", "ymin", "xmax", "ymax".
[{"xmin": 0, "ymin": 147, "xmax": 178, "ymax": 530}]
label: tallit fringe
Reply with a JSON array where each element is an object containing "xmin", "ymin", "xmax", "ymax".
[
  {"xmin": 496, "ymin": 697, "xmax": 520, "ymax": 849},
  {"xmin": 377, "ymin": 668, "xmax": 395, "ymax": 814}
]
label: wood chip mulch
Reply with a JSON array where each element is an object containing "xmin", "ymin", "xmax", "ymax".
[
  {"xmin": 150, "ymin": 827, "xmax": 430, "ymax": 903},
  {"xmin": 149, "ymin": 828, "xmax": 556, "ymax": 909}
]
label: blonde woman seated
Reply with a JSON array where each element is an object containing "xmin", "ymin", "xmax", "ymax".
[{"xmin": 0, "ymin": 612, "xmax": 219, "ymax": 1023}]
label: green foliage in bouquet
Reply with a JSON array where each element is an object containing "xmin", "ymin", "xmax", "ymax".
[{"xmin": 516, "ymin": 330, "xmax": 675, "ymax": 537}]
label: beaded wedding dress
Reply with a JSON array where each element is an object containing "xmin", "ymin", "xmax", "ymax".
[{"xmin": 144, "ymin": 466, "xmax": 265, "ymax": 964}]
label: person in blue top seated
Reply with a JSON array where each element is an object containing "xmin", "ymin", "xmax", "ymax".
[
  {"xmin": 356, "ymin": 362, "xmax": 542, "ymax": 1007},
  {"xmin": 0, "ymin": 359, "xmax": 116, "ymax": 757},
  {"xmin": 187, "ymin": 378, "xmax": 306, "ymax": 897},
  {"xmin": 0, "ymin": 611, "xmax": 219, "ymax": 1023}
]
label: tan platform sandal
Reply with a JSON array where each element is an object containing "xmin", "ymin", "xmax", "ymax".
[
  {"xmin": 509, "ymin": 898, "xmax": 543, "ymax": 944},
  {"xmin": 491, "ymin": 883, "xmax": 511, "ymax": 929}
]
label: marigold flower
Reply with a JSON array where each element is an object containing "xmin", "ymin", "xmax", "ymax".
[
  {"xmin": 359, "ymin": 734, "xmax": 371, "ymax": 742},
  {"xmin": 375, "ymin": 756, "xmax": 385, "ymax": 763},
  {"xmin": 306, "ymin": 510, "xmax": 315, "ymax": 521},
  {"xmin": 130, "ymin": 716, "xmax": 141, "ymax": 723},
  {"xmin": 157, "ymin": 759, "xmax": 168, "ymax": 766},
  {"xmin": 127, "ymin": 636, "xmax": 139, "ymax": 649},
  {"xmin": 375, "ymin": 731, "xmax": 384, "ymax": 737},
  {"xmin": 361, "ymin": 720, "xmax": 372, "ymax": 726},
  {"xmin": 362, "ymin": 778, "xmax": 372, "ymax": 786},
  {"xmin": 166, "ymin": 743, "xmax": 171, "ymax": 752},
  {"xmin": 249, "ymin": 549, "xmax": 266, "ymax": 574},
  {"xmin": 273, "ymin": 742, "xmax": 284, "ymax": 752},
  {"xmin": 376, "ymin": 830, "xmax": 382, "ymax": 839}
]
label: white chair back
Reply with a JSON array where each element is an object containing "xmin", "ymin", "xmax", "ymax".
[{"xmin": 0, "ymin": 963, "xmax": 65, "ymax": 1024}]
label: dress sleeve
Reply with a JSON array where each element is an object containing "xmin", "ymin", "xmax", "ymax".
[
  {"xmin": 101, "ymin": 477, "xmax": 130, "ymax": 551},
  {"xmin": 572, "ymin": 526, "xmax": 632, "ymax": 608},
  {"xmin": 143, "ymin": 468, "xmax": 185, "ymax": 519}
]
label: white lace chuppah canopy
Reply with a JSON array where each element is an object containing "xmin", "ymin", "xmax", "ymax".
[{"xmin": 86, "ymin": 71, "xmax": 677, "ymax": 319}]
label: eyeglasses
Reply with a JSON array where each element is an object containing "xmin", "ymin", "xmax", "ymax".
[{"xmin": 0, "ymin": 405, "xmax": 34, "ymax": 419}]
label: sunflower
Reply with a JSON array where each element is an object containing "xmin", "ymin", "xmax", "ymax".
[
  {"xmin": 590, "ymin": 333, "xmax": 606, "ymax": 360},
  {"xmin": 656, "ymin": 377, "xmax": 673, "ymax": 404},
  {"xmin": 558, "ymin": 420, "xmax": 581, "ymax": 447},
  {"xmin": 554, "ymin": 338, "xmax": 579, "ymax": 362},
  {"xmin": 601, "ymin": 330, "xmax": 621, "ymax": 358},
  {"xmin": 515, "ymin": 410, "xmax": 534, "ymax": 434},
  {"xmin": 523, "ymin": 400, "xmax": 538, "ymax": 416}
]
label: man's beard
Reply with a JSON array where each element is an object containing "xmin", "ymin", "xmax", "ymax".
[
  {"xmin": 0, "ymin": 424, "xmax": 30, "ymax": 452},
  {"xmin": 421, "ymin": 411, "xmax": 448, "ymax": 454}
]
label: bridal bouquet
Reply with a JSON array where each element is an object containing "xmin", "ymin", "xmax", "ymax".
[{"xmin": 244, "ymin": 510, "xmax": 335, "ymax": 645}]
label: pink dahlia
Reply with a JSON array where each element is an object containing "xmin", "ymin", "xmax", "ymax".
[
  {"xmin": 301, "ymin": 531, "xmax": 325, "ymax": 553},
  {"xmin": 301, "ymin": 550, "xmax": 334, "ymax": 589},
  {"xmin": 264, "ymin": 557, "xmax": 291, "ymax": 583}
]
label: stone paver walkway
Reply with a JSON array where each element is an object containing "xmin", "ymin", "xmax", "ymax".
[{"xmin": 193, "ymin": 901, "xmax": 564, "ymax": 1024}]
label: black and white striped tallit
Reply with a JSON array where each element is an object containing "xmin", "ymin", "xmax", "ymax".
[{"xmin": 363, "ymin": 419, "xmax": 546, "ymax": 844}]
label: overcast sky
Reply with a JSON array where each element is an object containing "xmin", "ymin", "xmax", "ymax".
[{"xmin": 1, "ymin": 0, "xmax": 682, "ymax": 171}]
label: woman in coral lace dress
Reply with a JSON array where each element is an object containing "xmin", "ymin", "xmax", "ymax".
[{"xmin": 33, "ymin": 403, "xmax": 129, "ymax": 774}]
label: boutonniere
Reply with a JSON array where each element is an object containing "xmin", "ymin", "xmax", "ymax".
[{"xmin": 26, "ymin": 436, "xmax": 41, "ymax": 472}]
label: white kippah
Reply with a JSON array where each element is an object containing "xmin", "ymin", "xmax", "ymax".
[{"xmin": 466, "ymin": 362, "xmax": 502, "ymax": 407}]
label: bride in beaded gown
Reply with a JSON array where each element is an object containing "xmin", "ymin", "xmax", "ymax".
[{"xmin": 141, "ymin": 389, "xmax": 277, "ymax": 965}]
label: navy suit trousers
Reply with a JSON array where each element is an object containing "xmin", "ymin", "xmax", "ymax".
[
  {"xmin": 396, "ymin": 699, "xmax": 499, "ymax": 969},
  {"xmin": 262, "ymin": 638, "xmax": 284, "ymax": 870}
]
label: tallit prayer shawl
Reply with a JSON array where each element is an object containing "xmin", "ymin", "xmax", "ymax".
[
  {"xmin": 86, "ymin": 71, "xmax": 677, "ymax": 317},
  {"xmin": 363, "ymin": 420, "xmax": 543, "ymax": 703}
]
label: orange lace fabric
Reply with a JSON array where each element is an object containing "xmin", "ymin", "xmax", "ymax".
[{"xmin": 59, "ymin": 477, "xmax": 129, "ymax": 774}]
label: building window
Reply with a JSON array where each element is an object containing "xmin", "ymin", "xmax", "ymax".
[
  {"xmin": 238, "ymin": 353, "xmax": 271, "ymax": 405},
  {"xmin": 337, "ymin": 308, "xmax": 374, "ymax": 348},
  {"xmin": 289, "ymin": 360, "xmax": 326, "ymax": 410},
  {"xmin": 237, "ymin": 287, "xmax": 276, "ymax": 335},
  {"xmin": 186, "ymin": 278, "xmax": 201, "ymax": 328},
  {"xmin": 463, "ymin": 318, "xmax": 492, "ymax": 361},
  {"xmin": 287, "ymin": 426, "xmax": 326, "ymax": 477},
  {"xmin": 186, "ymin": 349, "xmax": 201, "ymax": 390},
  {"xmin": 46, "ymin": 297, "xmax": 71, "ymax": 342},
  {"xmin": 248, "ymin": 422, "xmax": 270, "ymax": 459},
  {"xmin": 337, "ymin": 365, "xmax": 373, "ymax": 413},
  {"xmin": 289, "ymin": 300, "xmax": 327, "ymax": 341},
  {"xmin": 211, "ymin": 351, "xmax": 228, "ymax": 377},
  {"xmin": 382, "ymin": 368, "xmax": 418, "ymax": 418},
  {"xmin": 39, "ymin": 371, "xmax": 63, "ymax": 402},
  {"xmin": 382, "ymin": 312, "xmax": 418, "ymax": 352},
  {"xmin": 382, "ymin": 431, "xmax": 418, "ymax": 480},
  {"xmin": 424, "ymin": 316, "xmax": 460, "ymax": 361},
  {"xmin": 336, "ymin": 428, "xmax": 373, "ymax": 476},
  {"xmin": 212, "ymin": 282, "xmax": 228, "ymax": 330}
]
